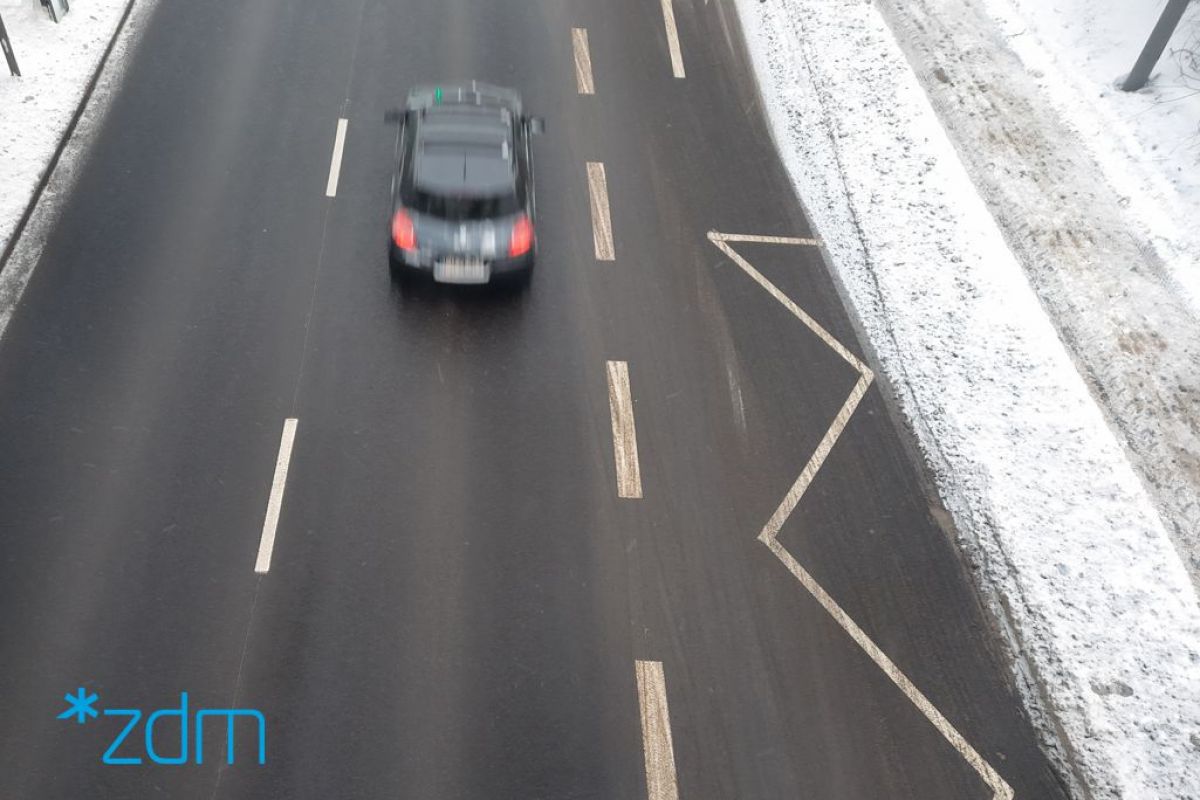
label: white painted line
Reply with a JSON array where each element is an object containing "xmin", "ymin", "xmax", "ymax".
[
  {"xmin": 707, "ymin": 232, "xmax": 1013, "ymax": 800},
  {"xmin": 710, "ymin": 231, "xmax": 820, "ymax": 246},
  {"xmin": 572, "ymin": 28, "xmax": 595, "ymax": 95},
  {"xmin": 606, "ymin": 360, "xmax": 643, "ymax": 498},
  {"xmin": 587, "ymin": 162, "xmax": 616, "ymax": 261},
  {"xmin": 660, "ymin": 0, "xmax": 686, "ymax": 78},
  {"xmin": 635, "ymin": 660, "xmax": 679, "ymax": 800},
  {"xmin": 254, "ymin": 418, "xmax": 298, "ymax": 574},
  {"xmin": 325, "ymin": 118, "xmax": 348, "ymax": 198},
  {"xmin": 708, "ymin": 231, "xmax": 867, "ymax": 374},
  {"xmin": 760, "ymin": 536, "xmax": 1013, "ymax": 799},
  {"xmin": 758, "ymin": 373, "xmax": 872, "ymax": 546}
]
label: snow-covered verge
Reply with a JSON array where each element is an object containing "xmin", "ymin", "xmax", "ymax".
[
  {"xmin": 0, "ymin": 0, "xmax": 134, "ymax": 261},
  {"xmin": 984, "ymin": 0, "xmax": 1200, "ymax": 314},
  {"xmin": 873, "ymin": 0, "xmax": 1200, "ymax": 600},
  {"xmin": 733, "ymin": 0, "xmax": 1200, "ymax": 797}
]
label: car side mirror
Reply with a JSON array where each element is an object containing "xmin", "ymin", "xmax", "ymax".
[
  {"xmin": 384, "ymin": 108, "xmax": 405, "ymax": 124},
  {"xmin": 527, "ymin": 116, "xmax": 545, "ymax": 135}
]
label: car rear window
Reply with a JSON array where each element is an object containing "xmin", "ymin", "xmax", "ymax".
[
  {"xmin": 407, "ymin": 190, "xmax": 521, "ymax": 221},
  {"xmin": 397, "ymin": 112, "xmax": 525, "ymax": 221}
]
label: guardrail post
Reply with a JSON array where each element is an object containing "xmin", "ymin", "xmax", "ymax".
[{"xmin": 1122, "ymin": 0, "xmax": 1192, "ymax": 92}]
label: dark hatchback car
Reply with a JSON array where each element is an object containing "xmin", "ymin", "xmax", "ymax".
[{"xmin": 388, "ymin": 83, "xmax": 543, "ymax": 286}]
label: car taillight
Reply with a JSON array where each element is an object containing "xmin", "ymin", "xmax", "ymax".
[
  {"xmin": 509, "ymin": 214, "xmax": 534, "ymax": 257},
  {"xmin": 392, "ymin": 210, "xmax": 417, "ymax": 251}
]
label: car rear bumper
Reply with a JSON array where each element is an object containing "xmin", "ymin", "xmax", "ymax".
[{"xmin": 389, "ymin": 244, "xmax": 535, "ymax": 281}]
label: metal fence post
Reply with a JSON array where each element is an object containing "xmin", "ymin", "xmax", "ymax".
[
  {"xmin": 0, "ymin": 12, "xmax": 20, "ymax": 77},
  {"xmin": 1122, "ymin": 0, "xmax": 1192, "ymax": 92}
]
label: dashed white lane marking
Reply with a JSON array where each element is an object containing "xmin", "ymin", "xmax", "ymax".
[
  {"xmin": 572, "ymin": 28, "xmax": 595, "ymax": 95},
  {"xmin": 707, "ymin": 232, "xmax": 1014, "ymax": 800},
  {"xmin": 635, "ymin": 660, "xmax": 679, "ymax": 800},
  {"xmin": 254, "ymin": 418, "xmax": 298, "ymax": 574},
  {"xmin": 660, "ymin": 0, "xmax": 686, "ymax": 78},
  {"xmin": 587, "ymin": 162, "xmax": 616, "ymax": 261},
  {"xmin": 325, "ymin": 118, "xmax": 348, "ymax": 198},
  {"xmin": 606, "ymin": 360, "xmax": 643, "ymax": 498}
]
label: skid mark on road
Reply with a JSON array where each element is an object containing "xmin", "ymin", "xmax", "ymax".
[{"xmin": 707, "ymin": 231, "xmax": 1014, "ymax": 800}]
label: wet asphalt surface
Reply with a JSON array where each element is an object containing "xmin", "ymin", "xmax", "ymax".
[{"xmin": 0, "ymin": 0, "xmax": 1070, "ymax": 798}]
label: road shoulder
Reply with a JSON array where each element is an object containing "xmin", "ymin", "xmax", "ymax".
[{"xmin": 0, "ymin": 0, "xmax": 152, "ymax": 334}]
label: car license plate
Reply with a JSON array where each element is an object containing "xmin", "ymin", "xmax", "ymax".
[{"xmin": 434, "ymin": 257, "xmax": 489, "ymax": 284}]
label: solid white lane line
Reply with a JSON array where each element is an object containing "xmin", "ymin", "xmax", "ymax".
[
  {"xmin": 660, "ymin": 0, "xmax": 686, "ymax": 78},
  {"xmin": 606, "ymin": 360, "xmax": 643, "ymax": 498},
  {"xmin": 635, "ymin": 660, "xmax": 679, "ymax": 800},
  {"xmin": 254, "ymin": 418, "xmax": 298, "ymax": 574},
  {"xmin": 325, "ymin": 118, "xmax": 348, "ymax": 198},
  {"xmin": 572, "ymin": 28, "xmax": 595, "ymax": 95},
  {"xmin": 587, "ymin": 162, "xmax": 616, "ymax": 261}
]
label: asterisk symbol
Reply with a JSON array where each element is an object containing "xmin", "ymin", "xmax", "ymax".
[{"xmin": 57, "ymin": 688, "xmax": 99, "ymax": 724}]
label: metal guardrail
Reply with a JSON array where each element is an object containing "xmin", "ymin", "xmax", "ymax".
[{"xmin": 0, "ymin": 12, "xmax": 20, "ymax": 77}]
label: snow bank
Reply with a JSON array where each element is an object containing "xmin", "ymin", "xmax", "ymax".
[
  {"xmin": 981, "ymin": 0, "xmax": 1200, "ymax": 314},
  {"xmin": 733, "ymin": 0, "xmax": 1200, "ymax": 797},
  {"xmin": 0, "ymin": 0, "xmax": 134, "ymax": 259},
  {"xmin": 873, "ymin": 0, "xmax": 1200, "ymax": 613}
]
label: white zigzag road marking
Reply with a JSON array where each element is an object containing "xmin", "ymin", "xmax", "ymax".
[
  {"xmin": 707, "ymin": 230, "xmax": 1013, "ymax": 800},
  {"xmin": 708, "ymin": 232, "xmax": 867, "ymax": 374},
  {"xmin": 713, "ymin": 232, "xmax": 820, "ymax": 247}
]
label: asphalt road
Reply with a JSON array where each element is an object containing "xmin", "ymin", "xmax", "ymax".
[{"xmin": 0, "ymin": 0, "xmax": 1071, "ymax": 798}]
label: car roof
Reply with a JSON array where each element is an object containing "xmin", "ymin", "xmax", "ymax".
[
  {"xmin": 407, "ymin": 83, "xmax": 522, "ymax": 115},
  {"xmin": 413, "ymin": 104, "xmax": 516, "ymax": 197}
]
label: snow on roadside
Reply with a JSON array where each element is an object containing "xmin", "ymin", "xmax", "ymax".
[
  {"xmin": 0, "ymin": 0, "xmax": 133, "ymax": 258},
  {"xmin": 733, "ymin": 0, "xmax": 1200, "ymax": 797},
  {"xmin": 981, "ymin": 0, "xmax": 1200, "ymax": 314},
  {"xmin": 874, "ymin": 0, "xmax": 1200, "ymax": 620}
]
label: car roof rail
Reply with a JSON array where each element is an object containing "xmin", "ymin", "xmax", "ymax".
[{"xmin": 406, "ymin": 82, "xmax": 522, "ymax": 115}]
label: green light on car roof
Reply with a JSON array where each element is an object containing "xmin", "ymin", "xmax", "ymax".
[{"xmin": 434, "ymin": 87, "xmax": 443, "ymax": 104}]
